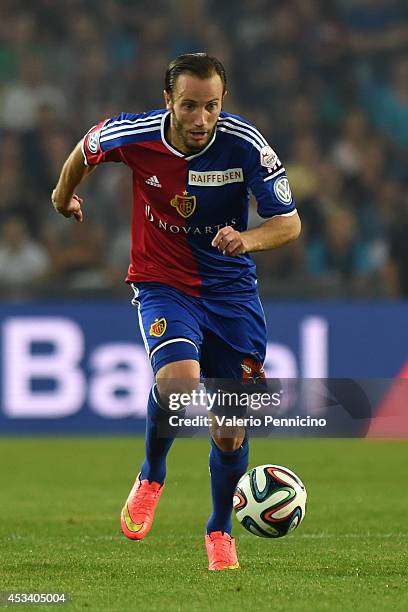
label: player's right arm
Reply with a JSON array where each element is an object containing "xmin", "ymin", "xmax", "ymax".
[
  {"xmin": 51, "ymin": 140, "xmax": 95, "ymax": 223},
  {"xmin": 52, "ymin": 111, "xmax": 144, "ymax": 221}
]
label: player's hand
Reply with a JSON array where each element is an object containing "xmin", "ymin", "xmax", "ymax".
[
  {"xmin": 212, "ymin": 226, "xmax": 248, "ymax": 257},
  {"xmin": 52, "ymin": 191, "xmax": 84, "ymax": 223}
]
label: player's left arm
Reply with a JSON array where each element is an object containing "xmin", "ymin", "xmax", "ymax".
[
  {"xmin": 212, "ymin": 140, "xmax": 300, "ymax": 256},
  {"xmin": 212, "ymin": 212, "xmax": 301, "ymax": 256}
]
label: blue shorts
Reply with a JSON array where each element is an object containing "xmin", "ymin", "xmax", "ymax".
[{"xmin": 131, "ymin": 282, "xmax": 267, "ymax": 380}]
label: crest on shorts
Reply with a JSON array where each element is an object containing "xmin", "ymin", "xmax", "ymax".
[
  {"xmin": 170, "ymin": 191, "xmax": 196, "ymax": 218},
  {"xmin": 241, "ymin": 356, "xmax": 266, "ymax": 384},
  {"xmin": 149, "ymin": 317, "xmax": 167, "ymax": 337}
]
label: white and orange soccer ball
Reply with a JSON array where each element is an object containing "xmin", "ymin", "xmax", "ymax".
[{"xmin": 233, "ymin": 464, "xmax": 307, "ymax": 538}]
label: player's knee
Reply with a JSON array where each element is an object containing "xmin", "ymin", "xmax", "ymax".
[
  {"xmin": 156, "ymin": 379, "xmax": 200, "ymax": 410},
  {"xmin": 156, "ymin": 359, "xmax": 200, "ymax": 408},
  {"xmin": 212, "ymin": 432, "xmax": 245, "ymax": 453},
  {"xmin": 156, "ymin": 379, "xmax": 199, "ymax": 408}
]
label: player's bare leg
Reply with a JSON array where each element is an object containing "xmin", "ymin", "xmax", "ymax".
[
  {"xmin": 155, "ymin": 359, "xmax": 200, "ymax": 402},
  {"xmin": 121, "ymin": 359, "xmax": 199, "ymax": 541},
  {"xmin": 210, "ymin": 420, "xmax": 246, "ymax": 453}
]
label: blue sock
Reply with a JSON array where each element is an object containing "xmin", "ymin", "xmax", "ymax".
[
  {"xmin": 140, "ymin": 385, "xmax": 179, "ymax": 485},
  {"xmin": 206, "ymin": 437, "xmax": 249, "ymax": 535}
]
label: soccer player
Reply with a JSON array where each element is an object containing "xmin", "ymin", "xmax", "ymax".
[{"xmin": 52, "ymin": 53, "xmax": 300, "ymax": 570}]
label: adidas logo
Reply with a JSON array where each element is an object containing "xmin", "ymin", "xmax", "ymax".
[{"xmin": 145, "ymin": 175, "xmax": 162, "ymax": 188}]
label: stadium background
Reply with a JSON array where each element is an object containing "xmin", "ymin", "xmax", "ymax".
[
  {"xmin": 0, "ymin": 0, "xmax": 407, "ymax": 431},
  {"xmin": 1, "ymin": 3, "xmax": 407, "ymax": 610},
  {"xmin": 1, "ymin": 0, "xmax": 408, "ymax": 302}
]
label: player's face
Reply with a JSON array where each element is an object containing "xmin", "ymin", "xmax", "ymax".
[{"xmin": 164, "ymin": 73, "xmax": 225, "ymax": 155}]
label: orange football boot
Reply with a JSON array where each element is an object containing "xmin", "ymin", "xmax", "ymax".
[
  {"xmin": 205, "ymin": 531, "xmax": 240, "ymax": 570},
  {"xmin": 120, "ymin": 474, "xmax": 164, "ymax": 541}
]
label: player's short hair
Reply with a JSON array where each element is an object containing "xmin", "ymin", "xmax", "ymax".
[{"xmin": 165, "ymin": 53, "xmax": 227, "ymax": 96}]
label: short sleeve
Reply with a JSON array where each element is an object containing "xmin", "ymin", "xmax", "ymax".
[
  {"xmin": 246, "ymin": 143, "xmax": 297, "ymax": 218},
  {"xmin": 82, "ymin": 114, "xmax": 130, "ymax": 166}
]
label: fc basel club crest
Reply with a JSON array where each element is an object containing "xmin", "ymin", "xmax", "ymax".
[
  {"xmin": 149, "ymin": 317, "xmax": 167, "ymax": 337},
  {"xmin": 241, "ymin": 356, "xmax": 266, "ymax": 384},
  {"xmin": 170, "ymin": 191, "xmax": 196, "ymax": 218}
]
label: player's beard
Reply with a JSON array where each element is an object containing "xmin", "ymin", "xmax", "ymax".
[{"xmin": 171, "ymin": 112, "xmax": 216, "ymax": 154}]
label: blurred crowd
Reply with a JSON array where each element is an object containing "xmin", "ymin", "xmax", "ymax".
[{"xmin": 0, "ymin": 0, "xmax": 407, "ymax": 300}]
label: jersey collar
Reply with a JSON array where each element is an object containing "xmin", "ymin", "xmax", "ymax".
[{"xmin": 160, "ymin": 111, "xmax": 217, "ymax": 160}]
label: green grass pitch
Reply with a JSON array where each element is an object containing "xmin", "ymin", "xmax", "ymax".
[{"xmin": 1, "ymin": 437, "xmax": 407, "ymax": 611}]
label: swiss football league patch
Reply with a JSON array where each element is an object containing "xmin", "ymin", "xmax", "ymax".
[
  {"xmin": 274, "ymin": 177, "xmax": 292, "ymax": 205},
  {"xmin": 149, "ymin": 317, "xmax": 167, "ymax": 337},
  {"xmin": 260, "ymin": 145, "xmax": 279, "ymax": 168},
  {"xmin": 87, "ymin": 129, "xmax": 101, "ymax": 154}
]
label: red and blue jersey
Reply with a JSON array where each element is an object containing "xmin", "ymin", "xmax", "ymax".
[{"xmin": 82, "ymin": 109, "xmax": 297, "ymax": 298}]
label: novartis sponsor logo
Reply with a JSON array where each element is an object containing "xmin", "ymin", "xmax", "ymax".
[{"xmin": 144, "ymin": 204, "xmax": 237, "ymax": 235}]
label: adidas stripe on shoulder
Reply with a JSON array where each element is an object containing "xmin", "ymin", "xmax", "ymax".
[
  {"xmin": 217, "ymin": 114, "xmax": 268, "ymax": 152},
  {"xmin": 100, "ymin": 111, "xmax": 165, "ymax": 147}
]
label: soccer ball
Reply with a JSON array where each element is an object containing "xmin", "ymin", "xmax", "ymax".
[{"xmin": 233, "ymin": 464, "xmax": 307, "ymax": 538}]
